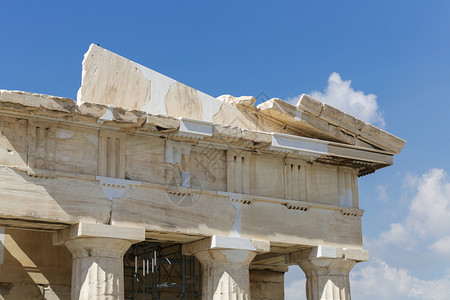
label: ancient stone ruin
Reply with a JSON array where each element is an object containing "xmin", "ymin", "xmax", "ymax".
[{"xmin": 0, "ymin": 44, "xmax": 405, "ymax": 299}]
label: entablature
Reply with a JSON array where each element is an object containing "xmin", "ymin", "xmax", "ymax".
[
  {"xmin": 0, "ymin": 164, "xmax": 365, "ymax": 250},
  {"xmin": 0, "ymin": 89, "xmax": 393, "ymax": 176}
]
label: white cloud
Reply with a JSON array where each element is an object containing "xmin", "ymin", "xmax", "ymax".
[
  {"xmin": 402, "ymin": 172, "xmax": 419, "ymax": 190},
  {"xmin": 430, "ymin": 235, "xmax": 450, "ymax": 255},
  {"xmin": 406, "ymin": 169, "xmax": 450, "ymax": 242},
  {"xmin": 352, "ymin": 259, "xmax": 450, "ymax": 300},
  {"xmin": 285, "ymin": 278, "xmax": 306, "ymax": 300},
  {"xmin": 376, "ymin": 223, "xmax": 417, "ymax": 250},
  {"xmin": 372, "ymin": 168, "xmax": 450, "ymax": 250},
  {"xmin": 284, "ymin": 168, "xmax": 450, "ymax": 299},
  {"xmin": 357, "ymin": 168, "xmax": 450, "ymax": 299},
  {"xmin": 289, "ymin": 72, "xmax": 385, "ymax": 127}
]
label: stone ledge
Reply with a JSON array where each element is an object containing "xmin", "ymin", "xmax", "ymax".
[
  {"xmin": 289, "ymin": 246, "xmax": 369, "ymax": 263},
  {"xmin": 257, "ymin": 93, "xmax": 405, "ymax": 154},
  {"xmin": 182, "ymin": 235, "xmax": 270, "ymax": 255},
  {"xmin": 0, "ymin": 89, "xmax": 395, "ymax": 172},
  {"xmin": 53, "ymin": 223, "xmax": 145, "ymax": 246}
]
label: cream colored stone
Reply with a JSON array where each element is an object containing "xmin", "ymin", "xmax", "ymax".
[
  {"xmin": 0, "ymin": 46, "xmax": 407, "ymax": 300},
  {"xmin": 165, "ymin": 82, "xmax": 204, "ymax": 119},
  {"xmin": 43, "ymin": 285, "xmax": 71, "ymax": 300},
  {"xmin": 298, "ymin": 258, "xmax": 356, "ymax": 300},
  {"xmin": 0, "ymin": 282, "xmax": 44, "ymax": 299},
  {"xmin": 65, "ymin": 237, "xmax": 132, "ymax": 299},
  {"xmin": 0, "ymin": 229, "xmax": 72, "ymax": 286},
  {"xmin": 54, "ymin": 125, "xmax": 98, "ymax": 175},
  {"xmin": 360, "ymin": 123, "xmax": 406, "ymax": 154},
  {"xmin": 320, "ymin": 104, "xmax": 344, "ymax": 124},
  {"xmin": 183, "ymin": 236, "xmax": 269, "ymax": 300},
  {"xmin": 0, "ymin": 90, "xmax": 76, "ymax": 114},
  {"xmin": 53, "ymin": 223, "xmax": 145, "ymax": 246},
  {"xmin": 287, "ymin": 246, "xmax": 366, "ymax": 299},
  {"xmin": 0, "ymin": 102, "xmax": 374, "ymax": 249},
  {"xmin": 0, "ymin": 116, "xmax": 28, "ymax": 168},
  {"xmin": 232, "ymin": 96, "xmax": 257, "ymax": 107},
  {"xmin": 257, "ymin": 97, "xmax": 300, "ymax": 119},
  {"xmin": 77, "ymin": 45, "xmax": 151, "ymax": 110},
  {"xmin": 337, "ymin": 248, "xmax": 370, "ymax": 261},
  {"xmin": 250, "ymin": 269, "xmax": 285, "ymax": 300},
  {"xmin": 257, "ymin": 93, "xmax": 406, "ymax": 155},
  {"xmin": 58, "ymin": 224, "xmax": 144, "ymax": 299},
  {"xmin": 143, "ymin": 114, "xmax": 179, "ymax": 132},
  {"xmin": 297, "ymin": 94, "xmax": 324, "ymax": 116},
  {"xmin": 77, "ymin": 44, "xmax": 224, "ymax": 122},
  {"xmin": 340, "ymin": 112, "xmax": 365, "ymax": 132}
]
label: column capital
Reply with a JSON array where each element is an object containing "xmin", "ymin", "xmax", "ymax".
[
  {"xmin": 53, "ymin": 223, "xmax": 145, "ymax": 299},
  {"xmin": 65, "ymin": 237, "xmax": 132, "ymax": 259},
  {"xmin": 289, "ymin": 246, "xmax": 368, "ymax": 300},
  {"xmin": 182, "ymin": 235, "xmax": 270, "ymax": 256},
  {"xmin": 182, "ymin": 236, "xmax": 270, "ymax": 300},
  {"xmin": 53, "ymin": 223, "xmax": 145, "ymax": 246},
  {"xmin": 289, "ymin": 246, "xmax": 369, "ymax": 264}
]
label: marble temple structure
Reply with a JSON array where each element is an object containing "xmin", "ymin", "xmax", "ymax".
[{"xmin": 0, "ymin": 45, "xmax": 405, "ymax": 299}]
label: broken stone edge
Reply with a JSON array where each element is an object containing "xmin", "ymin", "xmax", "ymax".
[
  {"xmin": 0, "ymin": 89, "xmax": 396, "ymax": 174},
  {"xmin": 257, "ymin": 95, "xmax": 406, "ymax": 155}
]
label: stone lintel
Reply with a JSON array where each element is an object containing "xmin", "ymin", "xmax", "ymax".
[
  {"xmin": 0, "ymin": 89, "xmax": 396, "ymax": 170},
  {"xmin": 182, "ymin": 235, "xmax": 270, "ymax": 256},
  {"xmin": 289, "ymin": 246, "xmax": 369, "ymax": 263},
  {"xmin": 250, "ymin": 268, "xmax": 286, "ymax": 300},
  {"xmin": 250, "ymin": 264, "xmax": 289, "ymax": 273},
  {"xmin": 252, "ymin": 252, "xmax": 289, "ymax": 266},
  {"xmin": 53, "ymin": 223, "xmax": 145, "ymax": 246},
  {"xmin": 178, "ymin": 117, "xmax": 213, "ymax": 139},
  {"xmin": 270, "ymin": 132, "xmax": 328, "ymax": 157}
]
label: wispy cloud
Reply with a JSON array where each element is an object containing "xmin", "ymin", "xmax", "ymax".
[
  {"xmin": 376, "ymin": 184, "xmax": 389, "ymax": 202},
  {"xmin": 285, "ymin": 277, "xmax": 306, "ymax": 300},
  {"xmin": 376, "ymin": 223, "xmax": 417, "ymax": 250},
  {"xmin": 288, "ymin": 72, "xmax": 385, "ymax": 127},
  {"xmin": 431, "ymin": 235, "xmax": 450, "ymax": 255}
]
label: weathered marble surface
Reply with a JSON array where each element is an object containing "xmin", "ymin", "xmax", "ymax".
[
  {"xmin": 56, "ymin": 224, "xmax": 144, "ymax": 300},
  {"xmin": 0, "ymin": 228, "xmax": 72, "ymax": 299},
  {"xmin": 0, "ymin": 90, "xmax": 379, "ymax": 251},
  {"xmin": 0, "ymin": 45, "xmax": 406, "ymax": 300},
  {"xmin": 183, "ymin": 236, "xmax": 269, "ymax": 300},
  {"xmin": 250, "ymin": 269, "xmax": 285, "ymax": 300},
  {"xmin": 75, "ymin": 44, "xmax": 405, "ymax": 155},
  {"xmin": 290, "ymin": 246, "xmax": 368, "ymax": 300},
  {"xmin": 77, "ymin": 44, "xmax": 223, "ymax": 121}
]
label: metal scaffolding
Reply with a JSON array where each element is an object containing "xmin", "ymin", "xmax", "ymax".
[{"xmin": 124, "ymin": 242, "xmax": 202, "ymax": 299}]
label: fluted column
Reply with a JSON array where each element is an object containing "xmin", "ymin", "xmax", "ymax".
[
  {"xmin": 183, "ymin": 235, "xmax": 269, "ymax": 300},
  {"xmin": 290, "ymin": 246, "xmax": 369, "ymax": 300},
  {"xmin": 65, "ymin": 237, "xmax": 131, "ymax": 299},
  {"xmin": 299, "ymin": 258, "xmax": 355, "ymax": 300},
  {"xmin": 53, "ymin": 223, "xmax": 145, "ymax": 300}
]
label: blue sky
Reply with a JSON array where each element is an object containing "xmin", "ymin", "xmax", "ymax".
[{"xmin": 2, "ymin": 1, "xmax": 450, "ymax": 299}]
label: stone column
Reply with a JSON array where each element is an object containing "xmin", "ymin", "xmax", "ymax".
[
  {"xmin": 53, "ymin": 223, "xmax": 145, "ymax": 300},
  {"xmin": 290, "ymin": 246, "xmax": 369, "ymax": 300},
  {"xmin": 249, "ymin": 268, "xmax": 287, "ymax": 300},
  {"xmin": 182, "ymin": 235, "xmax": 269, "ymax": 300}
]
